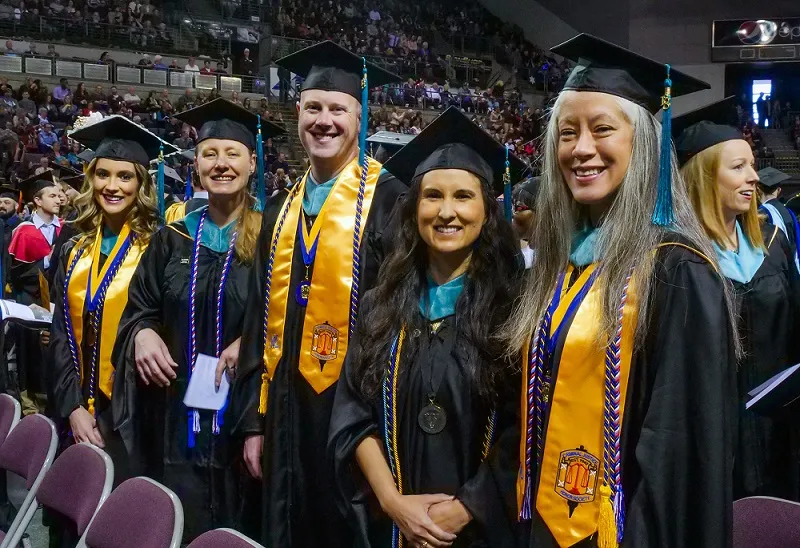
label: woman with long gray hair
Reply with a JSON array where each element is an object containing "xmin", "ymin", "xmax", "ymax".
[{"xmin": 504, "ymin": 35, "xmax": 738, "ymax": 548}]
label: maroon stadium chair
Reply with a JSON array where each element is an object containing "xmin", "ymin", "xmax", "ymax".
[
  {"xmin": 0, "ymin": 414, "xmax": 57, "ymax": 548},
  {"xmin": 733, "ymin": 496, "xmax": 800, "ymax": 547},
  {"xmin": 76, "ymin": 476, "xmax": 183, "ymax": 548},
  {"xmin": 29, "ymin": 443, "xmax": 114, "ymax": 543},
  {"xmin": 187, "ymin": 528, "xmax": 265, "ymax": 548},
  {"xmin": 0, "ymin": 394, "xmax": 20, "ymax": 449}
]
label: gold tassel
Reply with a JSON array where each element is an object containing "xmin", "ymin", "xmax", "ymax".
[
  {"xmin": 258, "ymin": 372, "xmax": 269, "ymax": 415},
  {"xmin": 597, "ymin": 484, "xmax": 618, "ymax": 548},
  {"xmin": 87, "ymin": 397, "xmax": 95, "ymax": 417}
]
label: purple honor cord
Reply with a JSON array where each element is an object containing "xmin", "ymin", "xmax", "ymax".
[{"xmin": 186, "ymin": 210, "xmax": 239, "ymax": 448}]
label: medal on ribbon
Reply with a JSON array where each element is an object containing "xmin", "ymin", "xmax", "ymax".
[{"xmin": 295, "ymin": 212, "xmax": 319, "ymax": 307}]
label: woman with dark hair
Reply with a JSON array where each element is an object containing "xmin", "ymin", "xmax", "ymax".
[
  {"xmin": 329, "ymin": 107, "xmax": 526, "ymax": 548},
  {"xmin": 112, "ymin": 99, "xmax": 284, "ymax": 543},
  {"xmin": 49, "ymin": 116, "xmax": 177, "ymax": 494},
  {"xmin": 73, "ymin": 82, "xmax": 89, "ymax": 109}
]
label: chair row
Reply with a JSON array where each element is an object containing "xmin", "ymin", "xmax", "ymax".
[{"xmin": 0, "ymin": 394, "xmax": 262, "ymax": 547}]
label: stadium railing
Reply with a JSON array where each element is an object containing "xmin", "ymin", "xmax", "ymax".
[{"xmin": 0, "ymin": 54, "xmax": 265, "ymax": 94}]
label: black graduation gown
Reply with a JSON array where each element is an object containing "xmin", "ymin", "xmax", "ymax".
[
  {"xmin": 47, "ymin": 222, "xmax": 78, "ymax": 287},
  {"xmin": 329, "ymin": 297, "xmax": 518, "ymax": 548},
  {"xmin": 730, "ymin": 225, "xmax": 800, "ymax": 500},
  {"xmin": 765, "ymin": 198, "xmax": 799, "ymax": 267},
  {"xmin": 229, "ymin": 171, "xmax": 406, "ymax": 547},
  {"xmin": 520, "ymin": 237, "xmax": 737, "ymax": 548},
  {"xmin": 111, "ymin": 220, "xmax": 252, "ymax": 543}
]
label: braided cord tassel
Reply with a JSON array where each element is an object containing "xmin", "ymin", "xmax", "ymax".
[
  {"xmin": 157, "ymin": 143, "xmax": 166, "ymax": 219},
  {"xmin": 598, "ymin": 271, "xmax": 633, "ymax": 548},
  {"xmin": 212, "ymin": 228, "xmax": 239, "ymax": 434},
  {"xmin": 382, "ymin": 328, "xmax": 405, "ymax": 548},
  {"xmin": 503, "ymin": 145, "xmax": 512, "ymax": 222},
  {"xmin": 62, "ymin": 249, "xmax": 83, "ymax": 380},
  {"xmin": 358, "ymin": 57, "xmax": 368, "ymax": 166},
  {"xmin": 259, "ymin": 185, "xmax": 301, "ymax": 414},
  {"xmin": 186, "ymin": 212, "xmax": 206, "ymax": 449},
  {"xmin": 652, "ymin": 64, "xmax": 674, "ymax": 226},
  {"xmin": 481, "ymin": 409, "xmax": 498, "ymax": 462},
  {"xmin": 349, "ymin": 154, "xmax": 369, "ymax": 340},
  {"xmin": 255, "ymin": 115, "xmax": 266, "ymax": 212}
]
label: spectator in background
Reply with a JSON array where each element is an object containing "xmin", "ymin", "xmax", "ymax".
[
  {"xmin": 123, "ymin": 86, "xmax": 141, "ymax": 106},
  {"xmin": 4, "ymin": 41, "xmax": 16, "ymax": 56},
  {"xmin": 153, "ymin": 55, "xmax": 168, "ymax": 70},
  {"xmin": 137, "ymin": 54, "xmax": 153, "ymax": 67},
  {"xmin": 173, "ymin": 126, "xmax": 194, "ymax": 150},
  {"xmin": 73, "ymin": 82, "xmax": 89, "ymax": 109},
  {"xmin": 271, "ymin": 151, "xmax": 288, "ymax": 174},
  {"xmin": 34, "ymin": 155, "xmax": 49, "ymax": 174},
  {"xmin": 169, "ymin": 59, "xmax": 180, "ymax": 70},
  {"xmin": 26, "ymin": 42, "xmax": 37, "ymax": 56},
  {"xmin": 52, "ymin": 142, "xmax": 67, "ymax": 165},
  {"xmin": 184, "ymin": 56, "xmax": 200, "ymax": 74},
  {"xmin": 238, "ymin": 48, "xmax": 255, "ymax": 92},
  {"xmin": 2, "ymin": 89, "xmax": 17, "ymax": 110},
  {"xmin": 107, "ymin": 86, "xmax": 123, "ymax": 112},
  {"xmin": 18, "ymin": 90, "xmax": 35, "ymax": 117},
  {"xmin": 91, "ymin": 84, "xmax": 106, "ymax": 106},
  {"xmin": 59, "ymin": 96, "xmax": 77, "ymax": 121},
  {"xmin": 200, "ymin": 60, "xmax": 213, "ymax": 75},
  {"xmin": 46, "ymin": 44, "xmax": 59, "ymax": 58},
  {"xmin": 177, "ymin": 88, "xmax": 194, "ymax": 111},
  {"xmin": 98, "ymin": 52, "xmax": 112, "ymax": 65},
  {"xmin": 52, "ymin": 78, "xmax": 71, "ymax": 105},
  {"xmin": 39, "ymin": 102, "xmax": 54, "ymax": 124},
  {"xmin": 230, "ymin": 90, "xmax": 241, "ymax": 105},
  {"xmin": 214, "ymin": 61, "xmax": 226, "ymax": 75},
  {"xmin": 38, "ymin": 123, "xmax": 57, "ymax": 152},
  {"xmin": 65, "ymin": 141, "xmax": 81, "ymax": 168}
]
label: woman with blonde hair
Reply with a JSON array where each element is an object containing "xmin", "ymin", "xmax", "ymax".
[
  {"xmin": 49, "ymin": 115, "xmax": 178, "ymax": 488},
  {"xmin": 676, "ymin": 98, "xmax": 800, "ymax": 500},
  {"xmin": 112, "ymin": 98, "xmax": 284, "ymax": 542},
  {"xmin": 505, "ymin": 35, "xmax": 738, "ymax": 548}
]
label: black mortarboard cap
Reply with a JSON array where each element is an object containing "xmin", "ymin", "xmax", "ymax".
[
  {"xmin": 61, "ymin": 175, "xmax": 85, "ymax": 191},
  {"xmin": 77, "ymin": 149, "xmax": 95, "ymax": 163},
  {"xmin": 673, "ymin": 97, "xmax": 743, "ymax": 166},
  {"xmin": 0, "ymin": 184, "xmax": 19, "ymax": 201},
  {"xmin": 18, "ymin": 171, "xmax": 59, "ymax": 203},
  {"xmin": 275, "ymin": 40, "xmax": 402, "ymax": 101},
  {"xmin": 149, "ymin": 165, "xmax": 182, "ymax": 183},
  {"xmin": 758, "ymin": 167, "xmax": 792, "ymax": 189},
  {"xmin": 48, "ymin": 161, "xmax": 82, "ymax": 178},
  {"xmin": 174, "ymin": 98, "xmax": 285, "ymax": 151},
  {"xmin": 513, "ymin": 177, "xmax": 540, "ymax": 211},
  {"xmin": 383, "ymin": 106, "xmax": 527, "ymax": 194},
  {"xmin": 69, "ymin": 115, "xmax": 178, "ymax": 167},
  {"xmin": 551, "ymin": 33, "xmax": 710, "ymax": 114}
]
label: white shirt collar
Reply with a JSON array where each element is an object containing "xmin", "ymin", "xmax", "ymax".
[
  {"xmin": 193, "ymin": 190, "xmax": 208, "ymax": 199},
  {"xmin": 32, "ymin": 211, "xmax": 60, "ymax": 228}
]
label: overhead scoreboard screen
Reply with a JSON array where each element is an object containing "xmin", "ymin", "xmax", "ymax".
[{"xmin": 712, "ymin": 18, "xmax": 800, "ymax": 63}]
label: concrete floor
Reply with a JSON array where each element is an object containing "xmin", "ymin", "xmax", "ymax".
[{"xmin": 8, "ymin": 472, "xmax": 47, "ymax": 548}]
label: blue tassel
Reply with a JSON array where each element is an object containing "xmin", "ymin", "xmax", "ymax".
[
  {"xmin": 614, "ymin": 484, "xmax": 626, "ymax": 544},
  {"xmin": 652, "ymin": 64, "xmax": 674, "ymax": 226},
  {"xmin": 503, "ymin": 145, "xmax": 513, "ymax": 222},
  {"xmin": 358, "ymin": 57, "xmax": 368, "ymax": 166},
  {"xmin": 157, "ymin": 143, "xmax": 165, "ymax": 219},
  {"xmin": 255, "ymin": 115, "xmax": 266, "ymax": 212},
  {"xmin": 184, "ymin": 165, "xmax": 193, "ymax": 201},
  {"xmin": 187, "ymin": 410, "xmax": 196, "ymax": 448}
]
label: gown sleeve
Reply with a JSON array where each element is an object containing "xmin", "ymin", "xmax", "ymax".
[
  {"xmin": 775, "ymin": 229, "xmax": 800, "ymax": 364},
  {"xmin": 327, "ymin": 293, "xmax": 378, "ymax": 548},
  {"xmin": 111, "ymin": 229, "xmax": 169, "ymax": 434},
  {"xmin": 48, "ymin": 239, "xmax": 82, "ymax": 419},
  {"xmin": 455, "ymin": 370, "xmax": 520, "ymax": 546},
  {"xmin": 228, "ymin": 193, "xmax": 286, "ymax": 438},
  {"xmin": 623, "ymin": 250, "xmax": 735, "ymax": 548}
]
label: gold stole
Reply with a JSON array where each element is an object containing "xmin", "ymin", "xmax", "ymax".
[
  {"xmin": 67, "ymin": 224, "xmax": 145, "ymax": 398},
  {"xmin": 164, "ymin": 202, "xmax": 187, "ymax": 224},
  {"xmin": 532, "ymin": 264, "xmax": 639, "ymax": 548},
  {"xmin": 262, "ymin": 157, "xmax": 381, "ymax": 395}
]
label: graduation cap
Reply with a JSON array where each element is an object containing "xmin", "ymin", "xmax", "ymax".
[
  {"xmin": 48, "ymin": 161, "xmax": 82, "ymax": 178},
  {"xmin": 550, "ymin": 33, "xmax": 711, "ymax": 226},
  {"xmin": 513, "ymin": 177, "xmax": 540, "ymax": 212},
  {"xmin": 149, "ymin": 165, "xmax": 182, "ymax": 183},
  {"xmin": 174, "ymin": 99, "xmax": 285, "ymax": 211},
  {"xmin": 61, "ymin": 175, "xmax": 85, "ymax": 192},
  {"xmin": 0, "ymin": 184, "xmax": 19, "ymax": 202},
  {"xmin": 759, "ymin": 167, "xmax": 793, "ymax": 189},
  {"xmin": 18, "ymin": 171, "xmax": 59, "ymax": 203},
  {"xmin": 552, "ymin": 33, "xmax": 710, "ymax": 114},
  {"xmin": 69, "ymin": 115, "xmax": 179, "ymax": 167},
  {"xmin": 173, "ymin": 98, "xmax": 284, "ymax": 151},
  {"xmin": 77, "ymin": 149, "xmax": 95, "ymax": 163},
  {"xmin": 275, "ymin": 40, "xmax": 401, "ymax": 102},
  {"xmin": 383, "ymin": 107, "xmax": 527, "ymax": 198},
  {"xmin": 672, "ymin": 97, "xmax": 741, "ymax": 166}
]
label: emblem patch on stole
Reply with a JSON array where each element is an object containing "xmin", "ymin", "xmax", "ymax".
[
  {"xmin": 311, "ymin": 322, "xmax": 339, "ymax": 362},
  {"xmin": 555, "ymin": 445, "xmax": 600, "ymax": 513},
  {"xmin": 269, "ymin": 334, "xmax": 279, "ymax": 350}
]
